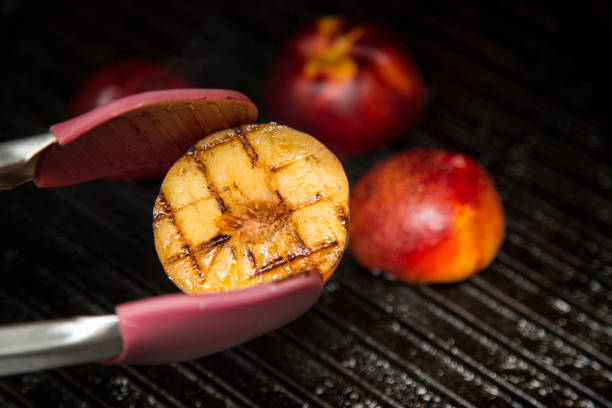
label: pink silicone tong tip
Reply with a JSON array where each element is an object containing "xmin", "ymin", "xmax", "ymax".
[
  {"xmin": 35, "ymin": 89, "xmax": 258, "ymax": 188},
  {"xmin": 106, "ymin": 271, "xmax": 323, "ymax": 365}
]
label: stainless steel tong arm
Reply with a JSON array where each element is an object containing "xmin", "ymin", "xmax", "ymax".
[
  {"xmin": 0, "ymin": 133, "xmax": 56, "ymax": 190},
  {"xmin": 0, "ymin": 315, "xmax": 122, "ymax": 376}
]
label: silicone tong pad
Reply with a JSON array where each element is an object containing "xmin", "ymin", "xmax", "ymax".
[
  {"xmin": 35, "ymin": 89, "xmax": 258, "ymax": 188},
  {"xmin": 106, "ymin": 271, "xmax": 323, "ymax": 365}
]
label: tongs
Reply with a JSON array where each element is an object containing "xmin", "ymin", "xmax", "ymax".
[
  {"xmin": 0, "ymin": 89, "xmax": 324, "ymax": 376},
  {"xmin": 0, "ymin": 89, "xmax": 258, "ymax": 189}
]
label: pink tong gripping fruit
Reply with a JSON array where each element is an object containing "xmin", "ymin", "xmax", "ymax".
[
  {"xmin": 0, "ymin": 270, "xmax": 323, "ymax": 376},
  {"xmin": 0, "ymin": 88, "xmax": 258, "ymax": 189},
  {"xmin": 0, "ymin": 89, "xmax": 324, "ymax": 375}
]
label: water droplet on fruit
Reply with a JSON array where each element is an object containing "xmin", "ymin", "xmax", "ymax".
[{"xmin": 415, "ymin": 207, "xmax": 447, "ymax": 232}]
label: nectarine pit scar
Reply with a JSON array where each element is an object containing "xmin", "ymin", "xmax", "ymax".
[{"xmin": 217, "ymin": 200, "xmax": 291, "ymax": 244}]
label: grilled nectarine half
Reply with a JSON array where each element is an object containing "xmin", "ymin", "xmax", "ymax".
[{"xmin": 153, "ymin": 123, "xmax": 349, "ymax": 293}]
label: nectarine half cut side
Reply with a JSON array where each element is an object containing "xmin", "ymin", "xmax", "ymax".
[{"xmin": 153, "ymin": 123, "xmax": 349, "ymax": 293}]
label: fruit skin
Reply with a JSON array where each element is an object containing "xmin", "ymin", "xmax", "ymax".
[
  {"xmin": 265, "ymin": 16, "xmax": 426, "ymax": 155},
  {"xmin": 153, "ymin": 123, "xmax": 349, "ymax": 294},
  {"xmin": 68, "ymin": 58, "xmax": 193, "ymax": 180},
  {"xmin": 69, "ymin": 58, "xmax": 192, "ymax": 117},
  {"xmin": 349, "ymin": 149, "xmax": 505, "ymax": 283}
]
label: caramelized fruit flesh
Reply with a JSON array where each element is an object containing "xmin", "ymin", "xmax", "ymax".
[{"xmin": 153, "ymin": 123, "xmax": 349, "ymax": 293}]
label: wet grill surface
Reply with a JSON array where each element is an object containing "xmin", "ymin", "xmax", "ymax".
[{"xmin": 1, "ymin": 1, "xmax": 611, "ymax": 407}]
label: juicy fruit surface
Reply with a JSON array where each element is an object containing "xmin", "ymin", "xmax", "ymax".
[
  {"xmin": 350, "ymin": 149, "xmax": 505, "ymax": 284},
  {"xmin": 153, "ymin": 124, "xmax": 349, "ymax": 293}
]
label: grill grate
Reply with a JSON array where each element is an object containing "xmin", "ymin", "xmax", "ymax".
[{"xmin": 1, "ymin": 1, "xmax": 610, "ymax": 407}]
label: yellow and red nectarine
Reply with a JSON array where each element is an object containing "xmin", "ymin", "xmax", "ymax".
[{"xmin": 350, "ymin": 149, "xmax": 505, "ymax": 283}]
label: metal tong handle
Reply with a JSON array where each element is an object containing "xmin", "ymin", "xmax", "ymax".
[
  {"xmin": 0, "ymin": 133, "xmax": 56, "ymax": 190},
  {"xmin": 0, "ymin": 315, "xmax": 122, "ymax": 376}
]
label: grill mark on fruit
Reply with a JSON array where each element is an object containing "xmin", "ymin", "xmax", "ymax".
[
  {"xmin": 209, "ymin": 244, "xmax": 224, "ymax": 270},
  {"xmin": 234, "ymin": 126, "xmax": 259, "ymax": 166},
  {"xmin": 186, "ymin": 150, "xmax": 228, "ymax": 213},
  {"xmin": 164, "ymin": 195, "xmax": 218, "ymax": 214},
  {"xmin": 253, "ymin": 257, "xmax": 286, "ymax": 275},
  {"xmin": 252, "ymin": 240, "xmax": 338, "ymax": 276},
  {"xmin": 153, "ymin": 199, "xmax": 171, "ymax": 222},
  {"xmin": 293, "ymin": 230, "xmax": 308, "ymax": 252},
  {"xmin": 292, "ymin": 193, "xmax": 323, "ymax": 211},
  {"xmin": 246, "ymin": 247, "xmax": 257, "ymax": 267},
  {"xmin": 196, "ymin": 134, "xmax": 239, "ymax": 153},
  {"xmin": 192, "ymin": 234, "xmax": 232, "ymax": 255},
  {"xmin": 163, "ymin": 253, "xmax": 187, "ymax": 265},
  {"xmin": 214, "ymin": 196, "xmax": 228, "ymax": 212},
  {"xmin": 269, "ymin": 154, "xmax": 313, "ymax": 172},
  {"xmin": 158, "ymin": 193, "xmax": 204, "ymax": 280},
  {"xmin": 295, "ymin": 240, "xmax": 338, "ymax": 259},
  {"xmin": 275, "ymin": 190, "xmax": 284, "ymax": 203}
]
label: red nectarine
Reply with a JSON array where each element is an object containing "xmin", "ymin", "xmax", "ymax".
[
  {"xmin": 265, "ymin": 16, "xmax": 426, "ymax": 154},
  {"xmin": 350, "ymin": 149, "xmax": 505, "ymax": 283}
]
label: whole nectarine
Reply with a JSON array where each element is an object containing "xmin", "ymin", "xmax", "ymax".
[
  {"xmin": 350, "ymin": 149, "xmax": 505, "ymax": 283},
  {"xmin": 265, "ymin": 16, "xmax": 426, "ymax": 154}
]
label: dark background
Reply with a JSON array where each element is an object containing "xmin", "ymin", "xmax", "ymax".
[{"xmin": 1, "ymin": 1, "xmax": 611, "ymax": 407}]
